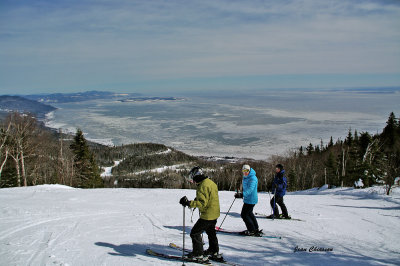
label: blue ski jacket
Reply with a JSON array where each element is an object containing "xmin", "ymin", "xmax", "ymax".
[
  {"xmin": 242, "ymin": 168, "xmax": 258, "ymax": 205},
  {"xmin": 272, "ymin": 170, "xmax": 287, "ymax": 197}
]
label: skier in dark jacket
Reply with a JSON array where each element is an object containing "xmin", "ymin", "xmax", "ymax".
[
  {"xmin": 269, "ymin": 164, "xmax": 290, "ymax": 219},
  {"xmin": 179, "ymin": 166, "xmax": 223, "ymax": 263}
]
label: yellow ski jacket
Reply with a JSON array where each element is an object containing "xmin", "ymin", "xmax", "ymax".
[{"xmin": 189, "ymin": 178, "xmax": 220, "ymax": 221}]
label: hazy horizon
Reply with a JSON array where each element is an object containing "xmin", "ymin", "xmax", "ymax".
[
  {"xmin": 1, "ymin": 0, "xmax": 399, "ymax": 95},
  {"xmin": 2, "ymin": 86, "xmax": 400, "ymax": 98}
]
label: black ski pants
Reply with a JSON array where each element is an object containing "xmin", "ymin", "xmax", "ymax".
[
  {"xmin": 190, "ymin": 218, "xmax": 218, "ymax": 256},
  {"xmin": 270, "ymin": 196, "xmax": 288, "ymax": 217},
  {"xmin": 240, "ymin": 203, "xmax": 259, "ymax": 232}
]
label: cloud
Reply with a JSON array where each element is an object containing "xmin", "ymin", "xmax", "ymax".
[{"xmin": 0, "ymin": 0, "xmax": 399, "ymax": 93}]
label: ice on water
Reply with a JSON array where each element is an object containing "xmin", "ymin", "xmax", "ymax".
[{"xmin": 45, "ymin": 89, "xmax": 400, "ymax": 159}]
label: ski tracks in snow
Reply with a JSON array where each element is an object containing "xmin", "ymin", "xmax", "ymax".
[
  {"xmin": 0, "ymin": 211, "xmax": 125, "ymax": 266},
  {"xmin": 0, "ymin": 211, "xmax": 123, "ymax": 242},
  {"xmin": 144, "ymin": 213, "xmax": 165, "ymax": 233},
  {"xmin": 26, "ymin": 231, "xmax": 53, "ymax": 266}
]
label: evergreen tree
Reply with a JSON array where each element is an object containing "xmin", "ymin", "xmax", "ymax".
[
  {"xmin": 328, "ymin": 136, "xmax": 334, "ymax": 148},
  {"xmin": 380, "ymin": 112, "xmax": 400, "ymax": 194},
  {"xmin": 70, "ymin": 129, "xmax": 103, "ymax": 188},
  {"xmin": 315, "ymin": 145, "xmax": 321, "ymax": 153},
  {"xmin": 354, "ymin": 130, "xmax": 359, "ymax": 144},
  {"xmin": 346, "ymin": 142, "xmax": 362, "ymax": 186},
  {"xmin": 381, "ymin": 112, "xmax": 398, "ymax": 147},
  {"xmin": 346, "ymin": 129, "xmax": 353, "ymax": 147},
  {"xmin": 299, "ymin": 146, "xmax": 304, "ymax": 156},
  {"xmin": 325, "ymin": 151, "xmax": 337, "ymax": 185},
  {"xmin": 306, "ymin": 143, "xmax": 314, "ymax": 155},
  {"xmin": 359, "ymin": 132, "xmax": 372, "ymax": 156}
]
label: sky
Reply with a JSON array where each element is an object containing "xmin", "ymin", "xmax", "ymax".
[{"xmin": 0, "ymin": 0, "xmax": 400, "ymax": 95}]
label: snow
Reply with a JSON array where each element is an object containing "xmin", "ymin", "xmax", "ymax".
[
  {"xmin": 101, "ymin": 151, "xmax": 177, "ymax": 177},
  {"xmin": 86, "ymin": 138, "xmax": 114, "ymax": 147},
  {"xmin": 155, "ymin": 148, "xmax": 172, "ymax": 155},
  {"xmin": 354, "ymin": 179, "xmax": 364, "ymax": 188},
  {"xmin": 1, "ymin": 185, "xmax": 399, "ymax": 265},
  {"xmin": 101, "ymin": 161, "xmax": 122, "ymax": 178},
  {"xmin": 131, "ymin": 164, "xmax": 187, "ymax": 176},
  {"xmin": 318, "ymin": 184, "xmax": 329, "ymax": 191}
]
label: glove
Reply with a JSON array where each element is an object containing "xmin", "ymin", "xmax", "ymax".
[
  {"xmin": 179, "ymin": 196, "xmax": 191, "ymax": 207},
  {"xmin": 234, "ymin": 192, "xmax": 243, "ymax": 199}
]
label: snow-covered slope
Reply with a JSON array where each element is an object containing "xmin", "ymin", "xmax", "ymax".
[{"xmin": 1, "ymin": 185, "xmax": 399, "ymax": 265}]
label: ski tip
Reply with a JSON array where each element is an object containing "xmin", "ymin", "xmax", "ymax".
[
  {"xmin": 146, "ymin": 249, "xmax": 155, "ymax": 255},
  {"xmin": 168, "ymin": 243, "xmax": 178, "ymax": 248}
]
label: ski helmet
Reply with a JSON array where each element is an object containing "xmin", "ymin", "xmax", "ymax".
[
  {"xmin": 188, "ymin": 166, "xmax": 203, "ymax": 183},
  {"xmin": 242, "ymin": 164, "xmax": 251, "ymax": 172}
]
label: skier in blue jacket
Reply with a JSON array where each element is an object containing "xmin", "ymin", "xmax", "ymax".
[
  {"xmin": 235, "ymin": 164, "xmax": 262, "ymax": 236},
  {"xmin": 269, "ymin": 164, "xmax": 290, "ymax": 219}
]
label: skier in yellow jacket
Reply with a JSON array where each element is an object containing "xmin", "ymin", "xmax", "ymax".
[{"xmin": 179, "ymin": 166, "xmax": 222, "ymax": 262}]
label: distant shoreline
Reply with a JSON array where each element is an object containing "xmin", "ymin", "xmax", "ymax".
[{"xmin": 118, "ymin": 97, "xmax": 186, "ymax": 103}]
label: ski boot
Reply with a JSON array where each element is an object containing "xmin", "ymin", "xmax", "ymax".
[
  {"xmin": 280, "ymin": 214, "xmax": 291, "ymax": 219},
  {"xmin": 267, "ymin": 214, "xmax": 280, "ymax": 219},
  {"xmin": 253, "ymin": 229, "xmax": 264, "ymax": 237},
  {"xmin": 239, "ymin": 230, "xmax": 254, "ymax": 236},
  {"xmin": 184, "ymin": 252, "xmax": 209, "ymax": 263},
  {"xmin": 204, "ymin": 250, "xmax": 225, "ymax": 262}
]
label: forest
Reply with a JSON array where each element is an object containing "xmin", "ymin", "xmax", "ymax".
[
  {"xmin": 0, "ymin": 111, "xmax": 399, "ymax": 194},
  {"xmin": 279, "ymin": 112, "xmax": 400, "ymax": 195}
]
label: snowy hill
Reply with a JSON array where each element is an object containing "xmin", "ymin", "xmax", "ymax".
[
  {"xmin": 0, "ymin": 95, "xmax": 56, "ymax": 119},
  {"xmin": 0, "ymin": 185, "xmax": 399, "ymax": 265}
]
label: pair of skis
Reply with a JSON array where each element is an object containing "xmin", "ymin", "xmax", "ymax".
[
  {"xmin": 146, "ymin": 242, "xmax": 239, "ymax": 265},
  {"xmin": 215, "ymin": 226, "xmax": 282, "ymax": 239},
  {"xmin": 255, "ymin": 213, "xmax": 304, "ymax": 221},
  {"xmin": 146, "ymin": 227, "xmax": 283, "ymax": 265},
  {"xmin": 146, "ymin": 248, "xmax": 212, "ymax": 265}
]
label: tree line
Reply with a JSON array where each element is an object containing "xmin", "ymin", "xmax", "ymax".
[
  {"xmin": 274, "ymin": 112, "xmax": 400, "ymax": 195},
  {"xmin": 0, "ymin": 112, "xmax": 102, "ymax": 188},
  {"xmin": 1, "ymin": 111, "xmax": 398, "ymax": 194}
]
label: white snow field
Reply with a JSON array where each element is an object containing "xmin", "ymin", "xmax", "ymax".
[{"xmin": 1, "ymin": 185, "xmax": 399, "ymax": 266}]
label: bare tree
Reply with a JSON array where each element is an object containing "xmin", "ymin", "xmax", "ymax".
[
  {"xmin": 0, "ymin": 121, "xmax": 11, "ymax": 181},
  {"xmin": 7, "ymin": 113, "xmax": 38, "ymax": 186}
]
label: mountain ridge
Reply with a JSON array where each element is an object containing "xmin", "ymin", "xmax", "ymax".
[{"xmin": 0, "ymin": 95, "xmax": 56, "ymax": 119}]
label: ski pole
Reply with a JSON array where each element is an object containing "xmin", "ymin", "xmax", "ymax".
[
  {"xmin": 217, "ymin": 197, "xmax": 236, "ymax": 230},
  {"xmin": 273, "ymin": 187, "xmax": 277, "ymax": 221},
  {"xmin": 182, "ymin": 205, "xmax": 186, "ymax": 266},
  {"xmin": 268, "ymin": 190, "xmax": 273, "ymax": 216}
]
